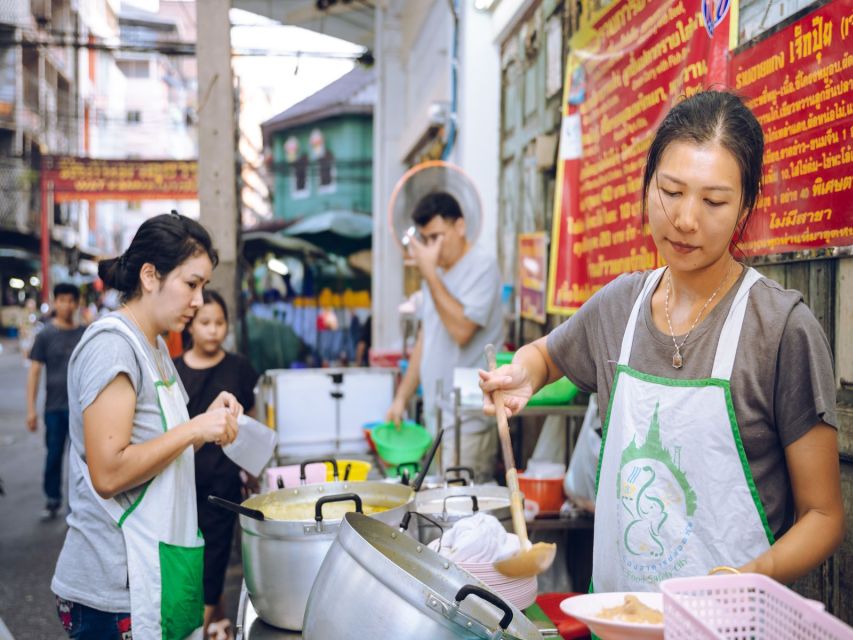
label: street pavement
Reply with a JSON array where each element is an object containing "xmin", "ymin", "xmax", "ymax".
[{"xmin": 0, "ymin": 338, "xmax": 243, "ymax": 639}]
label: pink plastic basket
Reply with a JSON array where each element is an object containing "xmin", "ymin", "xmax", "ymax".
[
  {"xmin": 660, "ymin": 573, "xmax": 853, "ymax": 640},
  {"xmin": 264, "ymin": 463, "xmax": 326, "ymax": 490}
]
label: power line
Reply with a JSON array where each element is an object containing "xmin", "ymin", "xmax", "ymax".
[{"xmin": 0, "ymin": 32, "xmax": 367, "ymax": 59}]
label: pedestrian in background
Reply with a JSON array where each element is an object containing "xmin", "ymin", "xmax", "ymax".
[
  {"xmin": 52, "ymin": 212, "xmax": 242, "ymax": 639},
  {"xmin": 174, "ymin": 289, "xmax": 259, "ymax": 640},
  {"xmin": 26, "ymin": 282, "xmax": 86, "ymax": 520}
]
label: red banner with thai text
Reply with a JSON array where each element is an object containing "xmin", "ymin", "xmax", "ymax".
[
  {"xmin": 547, "ymin": 0, "xmax": 853, "ymax": 316},
  {"xmin": 730, "ymin": 2, "xmax": 853, "ymax": 256},
  {"xmin": 43, "ymin": 156, "xmax": 198, "ymax": 202},
  {"xmin": 519, "ymin": 232, "xmax": 548, "ymax": 323}
]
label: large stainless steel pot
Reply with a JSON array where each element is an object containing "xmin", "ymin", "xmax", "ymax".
[
  {"xmin": 412, "ymin": 484, "xmax": 512, "ymax": 544},
  {"xmin": 303, "ymin": 512, "xmax": 542, "ymax": 640},
  {"xmin": 239, "ymin": 481, "xmax": 413, "ymax": 631}
]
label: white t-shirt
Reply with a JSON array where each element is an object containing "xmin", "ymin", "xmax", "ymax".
[{"xmin": 420, "ymin": 245, "xmax": 505, "ymax": 434}]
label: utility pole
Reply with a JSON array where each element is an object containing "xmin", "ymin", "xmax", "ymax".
[
  {"xmin": 196, "ymin": 0, "xmax": 239, "ymax": 339},
  {"xmin": 372, "ymin": 0, "xmax": 405, "ymax": 351}
]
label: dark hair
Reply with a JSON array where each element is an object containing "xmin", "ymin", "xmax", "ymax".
[
  {"xmin": 98, "ymin": 211, "xmax": 218, "ymax": 300},
  {"xmin": 412, "ymin": 192, "xmax": 463, "ymax": 227},
  {"xmin": 53, "ymin": 282, "xmax": 80, "ymax": 302},
  {"xmin": 199, "ymin": 289, "xmax": 228, "ymax": 324},
  {"xmin": 642, "ymin": 90, "xmax": 764, "ymax": 238},
  {"xmin": 183, "ymin": 289, "xmax": 229, "ymax": 350}
]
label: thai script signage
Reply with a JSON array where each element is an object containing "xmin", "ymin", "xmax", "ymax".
[
  {"xmin": 731, "ymin": 2, "xmax": 853, "ymax": 255},
  {"xmin": 547, "ymin": 0, "xmax": 853, "ymax": 315},
  {"xmin": 519, "ymin": 232, "xmax": 548, "ymax": 323},
  {"xmin": 42, "ymin": 156, "xmax": 198, "ymax": 202}
]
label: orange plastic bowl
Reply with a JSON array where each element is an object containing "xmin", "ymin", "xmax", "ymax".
[{"xmin": 518, "ymin": 473, "xmax": 565, "ymax": 514}]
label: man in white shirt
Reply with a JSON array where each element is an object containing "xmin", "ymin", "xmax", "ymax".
[{"xmin": 386, "ymin": 192, "xmax": 504, "ymax": 480}]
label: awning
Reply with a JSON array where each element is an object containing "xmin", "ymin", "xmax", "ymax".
[
  {"xmin": 241, "ymin": 230, "xmax": 327, "ymax": 263},
  {"xmin": 282, "ymin": 210, "xmax": 372, "ymax": 257},
  {"xmin": 0, "ymin": 248, "xmax": 41, "ymax": 276}
]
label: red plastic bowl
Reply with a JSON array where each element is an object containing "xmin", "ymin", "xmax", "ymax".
[{"xmin": 518, "ymin": 474, "xmax": 565, "ymax": 514}]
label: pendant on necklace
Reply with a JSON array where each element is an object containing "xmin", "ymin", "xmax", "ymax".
[{"xmin": 672, "ymin": 352, "xmax": 683, "ymax": 369}]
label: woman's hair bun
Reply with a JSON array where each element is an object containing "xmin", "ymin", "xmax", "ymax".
[{"xmin": 98, "ymin": 255, "xmax": 127, "ymax": 291}]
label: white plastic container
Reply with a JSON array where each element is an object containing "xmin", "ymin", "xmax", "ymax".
[{"xmin": 222, "ymin": 414, "xmax": 277, "ymax": 477}]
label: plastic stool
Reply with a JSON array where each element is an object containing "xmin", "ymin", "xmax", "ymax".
[{"xmin": 535, "ymin": 593, "xmax": 590, "ymax": 640}]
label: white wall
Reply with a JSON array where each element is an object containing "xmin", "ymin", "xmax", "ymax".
[
  {"xmin": 398, "ymin": 1, "xmax": 450, "ymax": 156},
  {"xmin": 455, "ymin": 0, "xmax": 500, "ymax": 256}
]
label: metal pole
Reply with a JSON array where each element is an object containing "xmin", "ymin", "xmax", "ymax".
[
  {"xmin": 40, "ymin": 177, "xmax": 51, "ymax": 304},
  {"xmin": 434, "ymin": 378, "xmax": 443, "ymax": 474},
  {"xmin": 454, "ymin": 387, "xmax": 462, "ymax": 468}
]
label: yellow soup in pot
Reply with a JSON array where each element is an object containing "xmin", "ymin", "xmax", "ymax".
[{"xmin": 260, "ymin": 500, "xmax": 391, "ymax": 521}]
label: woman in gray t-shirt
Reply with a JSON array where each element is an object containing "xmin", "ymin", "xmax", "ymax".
[
  {"xmin": 480, "ymin": 91, "xmax": 843, "ymax": 591},
  {"xmin": 51, "ymin": 213, "xmax": 243, "ymax": 639}
]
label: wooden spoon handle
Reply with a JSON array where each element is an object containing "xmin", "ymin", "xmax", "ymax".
[{"xmin": 485, "ymin": 345, "xmax": 530, "ymax": 547}]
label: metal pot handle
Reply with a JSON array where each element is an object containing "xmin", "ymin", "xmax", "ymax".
[
  {"xmin": 441, "ymin": 494, "xmax": 479, "ymax": 521},
  {"xmin": 396, "ymin": 461, "xmax": 420, "ymax": 485},
  {"xmin": 399, "ymin": 511, "xmax": 447, "ymax": 553},
  {"xmin": 314, "ymin": 493, "xmax": 363, "ymax": 523},
  {"xmin": 208, "ymin": 495, "xmax": 265, "ymax": 521},
  {"xmin": 300, "ymin": 458, "xmax": 340, "ymax": 483},
  {"xmin": 454, "ymin": 585, "xmax": 513, "ymax": 630},
  {"xmin": 444, "ymin": 466, "xmax": 475, "ymax": 484},
  {"xmin": 446, "ymin": 477, "xmax": 468, "ymax": 487}
]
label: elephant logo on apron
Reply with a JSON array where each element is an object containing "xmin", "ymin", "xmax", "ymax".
[{"xmin": 617, "ymin": 403, "xmax": 698, "ymax": 583}]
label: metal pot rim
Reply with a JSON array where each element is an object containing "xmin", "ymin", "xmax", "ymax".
[
  {"xmin": 326, "ymin": 512, "xmax": 542, "ymax": 640},
  {"xmin": 241, "ymin": 481, "xmax": 413, "ymax": 535}
]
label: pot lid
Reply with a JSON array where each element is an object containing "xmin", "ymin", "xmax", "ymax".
[
  {"xmin": 414, "ymin": 485, "xmax": 511, "ymax": 516},
  {"xmin": 414, "ymin": 495, "xmax": 510, "ymax": 518}
]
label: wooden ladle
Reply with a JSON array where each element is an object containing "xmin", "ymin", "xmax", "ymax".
[{"xmin": 484, "ymin": 344, "xmax": 557, "ymax": 578}]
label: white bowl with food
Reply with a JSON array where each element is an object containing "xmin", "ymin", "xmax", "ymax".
[{"xmin": 559, "ymin": 592, "xmax": 664, "ymax": 640}]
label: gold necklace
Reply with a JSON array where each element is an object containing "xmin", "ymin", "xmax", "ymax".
[
  {"xmin": 122, "ymin": 304, "xmax": 170, "ymax": 382},
  {"xmin": 663, "ymin": 261, "xmax": 733, "ymax": 369}
]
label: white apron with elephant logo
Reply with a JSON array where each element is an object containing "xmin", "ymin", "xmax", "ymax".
[
  {"xmin": 71, "ymin": 316, "xmax": 204, "ymax": 638},
  {"xmin": 592, "ymin": 267, "xmax": 773, "ymax": 592}
]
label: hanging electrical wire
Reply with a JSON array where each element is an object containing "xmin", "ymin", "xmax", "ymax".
[{"xmin": 0, "ymin": 29, "xmax": 368, "ymax": 59}]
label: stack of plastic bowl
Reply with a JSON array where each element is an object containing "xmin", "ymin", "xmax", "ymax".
[{"xmin": 456, "ymin": 560, "xmax": 538, "ymax": 611}]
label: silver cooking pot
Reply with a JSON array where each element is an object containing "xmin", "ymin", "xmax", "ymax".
[
  {"xmin": 411, "ymin": 481, "xmax": 512, "ymax": 545},
  {"xmin": 303, "ymin": 512, "xmax": 542, "ymax": 639},
  {"xmin": 230, "ymin": 481, "xmax": 414, "ymax": 631}
]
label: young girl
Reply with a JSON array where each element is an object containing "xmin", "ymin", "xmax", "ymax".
[
  {"xmin": 480, "ymin": 91, "xmax": 843, "ymax": 591},
  {"xmin": 52, "ymin": 212, "xmax": 243, "ymax": 639},
  {"xmin": 174, "ymin": 290, "xmax": 259, "ymax": 640}
]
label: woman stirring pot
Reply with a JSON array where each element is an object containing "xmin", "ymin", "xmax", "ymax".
[
  {"xmin": 480, "ymin": 91, "xmax": 844, "ymax": 591},
  {"xmin": 52, "ymin": 212, "xmax": 242, "ymax": 639}
]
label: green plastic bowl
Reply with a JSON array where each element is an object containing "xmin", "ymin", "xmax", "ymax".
[
  {"xmin": 371, "ymin": 421, "xmax": 432, "ymax": 466},
  {"xmin": 496, "ymin": 352, "xmax": 579, "ymax": 406}
]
